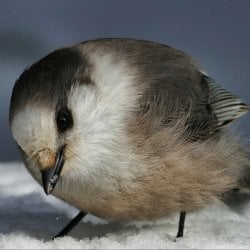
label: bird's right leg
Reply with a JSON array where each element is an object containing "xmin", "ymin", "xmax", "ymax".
[{"xmin": 53, "ymin": 211, "xmax": 87, "ymax": 239}]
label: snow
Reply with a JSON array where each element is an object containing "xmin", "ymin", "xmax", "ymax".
[{"xmin": 1, "ymin": 162, "xmax": 250, "ymax": 249}]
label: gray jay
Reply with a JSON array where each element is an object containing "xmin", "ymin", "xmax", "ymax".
[{"xmin": 9, "ymin": 38, "xmax": 250, "ymax": 239}]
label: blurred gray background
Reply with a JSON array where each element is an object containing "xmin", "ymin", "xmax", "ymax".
[{"xmin": 1, "ymin": 0, "xmax": 250, "ymax": 162}]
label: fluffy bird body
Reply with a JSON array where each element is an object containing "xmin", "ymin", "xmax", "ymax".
[{"xmin": 10, "ymin": 39, "xmax": 250, "ymax": 221}]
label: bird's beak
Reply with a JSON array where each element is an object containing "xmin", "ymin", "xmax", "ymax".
[{"xmin": 41, "ymin": 146, "xmax": 65, "ymax": 195}]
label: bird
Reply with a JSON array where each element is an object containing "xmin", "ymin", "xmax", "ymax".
[{"xmin": 9, "ymin": 38, "xmax": 250, "ymax": 239}]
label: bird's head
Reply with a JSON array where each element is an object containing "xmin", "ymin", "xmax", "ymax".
[{"xmin": 9, "ymin": 47, "xmax": 92, "ymax": 195}]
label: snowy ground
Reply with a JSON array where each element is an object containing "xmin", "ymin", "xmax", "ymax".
[{"xmin": 1, "ymin": 163, "xmax": 250, "ymax": 249}]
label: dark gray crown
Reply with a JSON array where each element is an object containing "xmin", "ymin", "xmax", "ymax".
[{"xmin": 9, "ymin": 47, "xmax": 85, "ymax": 124}]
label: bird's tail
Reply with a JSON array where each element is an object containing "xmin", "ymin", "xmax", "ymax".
[
  {"xmin": 239, "ymin": 154, "xmax": 250, "ymax": 188},
  {"xmin": 223, "ymin": 149, "xmax": 250, "ymax": 210}
]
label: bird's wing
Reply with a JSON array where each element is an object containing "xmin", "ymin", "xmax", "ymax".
[
  {"xmin": 137, "ymin": 73, "xmax": 249, "ymax": 141},
  {"xmin": 205, "ymin": 75, "xmax": 250, "ymax": 128}
]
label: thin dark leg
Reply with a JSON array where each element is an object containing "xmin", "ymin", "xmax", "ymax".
[
  {"xmin": 53, "ymin": 211, "xmax": 87, "ymax": 239},
  {"xmin": 176, "ymin": 211, "xmax": 186, "ymax": 238}
]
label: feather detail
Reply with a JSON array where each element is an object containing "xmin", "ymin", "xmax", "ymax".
[{"xmin": 205, "ymin": 76, "xmax": 250, "ymax": 127}]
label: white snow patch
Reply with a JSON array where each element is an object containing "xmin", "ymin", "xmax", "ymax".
[{"xmin": 1, "ymin": 162, "xmax": 250, "ymax": 249}]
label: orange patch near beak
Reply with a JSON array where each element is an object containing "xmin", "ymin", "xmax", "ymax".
[{"xmin": 38, "ymin": 150, "xmax": 56, "ymax": 170}]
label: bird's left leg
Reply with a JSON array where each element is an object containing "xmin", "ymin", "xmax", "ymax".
[
  {"xmin": 53, "ymin": 211, "xmax": 87, "ymax": 239},
  {"xmin": 176, "ymin": 211, "xmax": 186, "ymax": 238}
]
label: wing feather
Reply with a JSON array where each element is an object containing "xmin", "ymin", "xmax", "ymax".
[{"xmin": 205, "ymin": 75, "xmax": 250, "ymax": 128}]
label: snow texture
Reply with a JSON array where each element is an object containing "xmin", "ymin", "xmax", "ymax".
[{"xmin": 1, "ymin": 162, "xmax": 250, "ymax": 249}]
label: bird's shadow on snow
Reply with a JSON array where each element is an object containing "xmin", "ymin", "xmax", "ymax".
[{"xmin": 0, "ymin": 192, "xmax": 149, "ymax": 242}]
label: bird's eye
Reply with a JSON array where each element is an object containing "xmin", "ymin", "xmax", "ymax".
[{"xmin": 56, "ymin": 107, "xmax": 73, "ymax": 132}]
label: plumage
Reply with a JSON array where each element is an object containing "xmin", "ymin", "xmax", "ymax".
[
  {"xmin": 206, "ymin": 75, "xmax": 250, "ymax": 127},
  {"xmin": 9, "ymin": 38, "xmax": 250, "ymax": 223}
]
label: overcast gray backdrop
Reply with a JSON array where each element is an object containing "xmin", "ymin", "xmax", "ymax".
[{"xmin": 1, "ymin": 0, "xmax": 250, "ymax": 162}]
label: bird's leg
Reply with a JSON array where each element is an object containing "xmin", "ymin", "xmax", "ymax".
[
  {"xmin": 176, "ymin": 211, "xmax": 186, "ymax": 238},
  {"xmin": 53, "ymin": 211, "xmax": 87, "ymax": 239}
]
